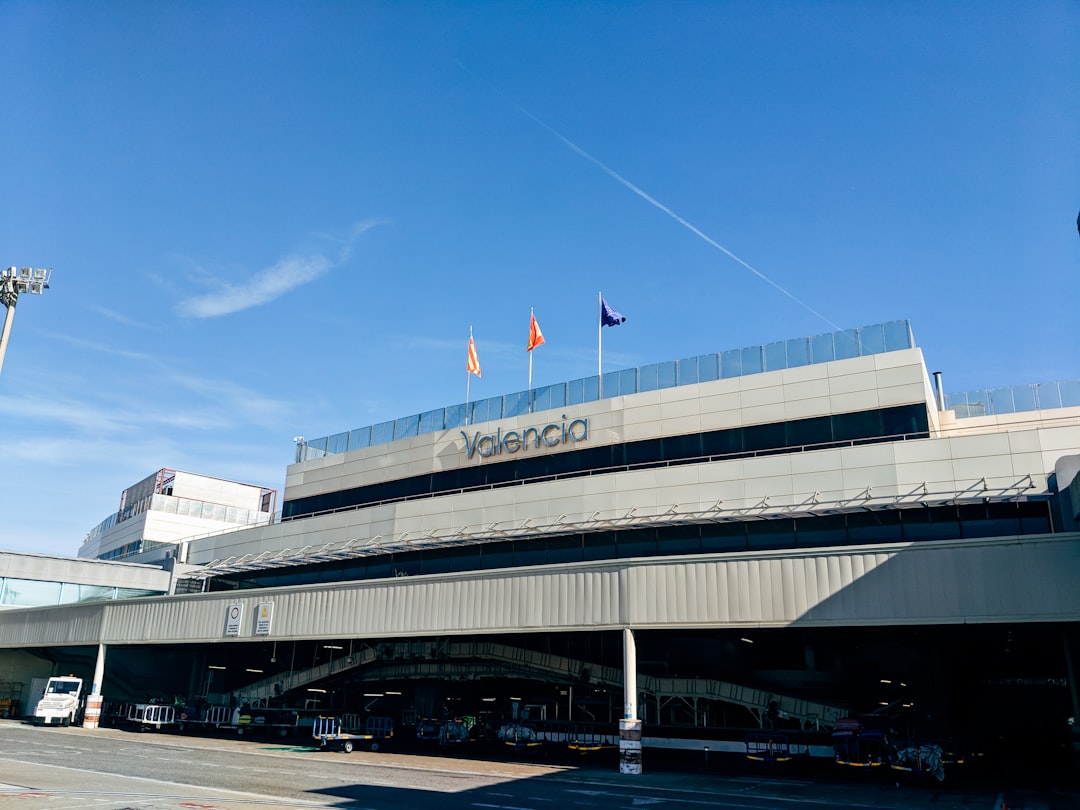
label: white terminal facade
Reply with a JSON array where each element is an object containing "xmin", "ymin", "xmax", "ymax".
[
  {"xmin": 80, "ymin": 468, "xmax": 277, "ymax": 563},
  {"xmin": 2, "ymin": 320, "xmax": 1079, "ymax": 770}
]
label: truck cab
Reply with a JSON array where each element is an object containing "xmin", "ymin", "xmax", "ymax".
[{"xmin": 33, "ymin": 676, "xmax": 84, "ymax": 726}]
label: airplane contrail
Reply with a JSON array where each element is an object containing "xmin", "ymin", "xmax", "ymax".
[{"xmin": 458, "ymin": 60, "xmax": 842, "ymax": 332}]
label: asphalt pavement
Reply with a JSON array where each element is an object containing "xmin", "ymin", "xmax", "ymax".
[{"xmin": 0, "ymin": 720, "xmax": 1076, "ymax": 810}]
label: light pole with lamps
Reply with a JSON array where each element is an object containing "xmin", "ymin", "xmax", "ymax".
[{"xmin": 0, "ymin": 266, "xmax": 52, "ymax": 376}]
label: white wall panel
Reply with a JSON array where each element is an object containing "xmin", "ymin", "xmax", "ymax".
[
  {"xmin": 785, "ymin": 396, "xmax": 833, "ymax": 420},
  {"xmin": 830, "ymin": 390, "xmax": 879, "ymax": 412},
  {"xmin": 827, "ymin": 370, "xmax": 879, "ymax": 396}
]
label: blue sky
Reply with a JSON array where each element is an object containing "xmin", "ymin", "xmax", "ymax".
[{"xmin": 1, "ymin": 1, "xmax": 1077, "ymax": 557}]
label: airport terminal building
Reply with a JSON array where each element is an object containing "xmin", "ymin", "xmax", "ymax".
[{"xmin": 2, "ymin": 320, "xmax": 1079, "ymax": 770}]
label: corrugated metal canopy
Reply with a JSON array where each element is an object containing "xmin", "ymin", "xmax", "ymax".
[{"xmin": 0, "ymin": 534, "xmax": 1077, "ymax": 649}]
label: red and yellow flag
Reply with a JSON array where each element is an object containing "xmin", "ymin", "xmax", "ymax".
[
  {"xmin": 467, "ymin": 335, "xmax": 481, "ymax": 377},
  {"xmin": 527, "ymin": 312, "xmax": 545, "ymax": 352}
]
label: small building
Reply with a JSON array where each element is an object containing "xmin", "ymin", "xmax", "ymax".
[{"xmin": 79, "ymin": 469, "xmax": 277, "ymax": 565}]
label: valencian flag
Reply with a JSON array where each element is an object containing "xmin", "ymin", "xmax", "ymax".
[
  {"xmin": 465, "ymin": 326, "xmax": 481, "ymax": 424},
  {"xmin": 527, "ymin": 311, "xmax": 545, "ymax": 351},
  {"xmin": 600, "ymin": 296, "xmax": 626, "ymax": 327},
  {"xmin": 527, "ymin": 309, "xmax": 544, "ymax": 391},
  {"xmin": 467, "ymin": 335, "xmax": 481, "ymax": 377}
]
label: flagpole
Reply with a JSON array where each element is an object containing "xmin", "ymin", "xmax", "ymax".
[
  {"xmin": 528, "ymin": 308, "xmax": 534, "ymax": 393},
  {"xmin": 598, "ymin": 291, "xmax": 603, "ymax": 398},
  {"xmin": 466, "ymin": 325, "xmax": 473, "ymax": 425}
]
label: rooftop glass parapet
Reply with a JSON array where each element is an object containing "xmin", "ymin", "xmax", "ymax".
[
  {"xmin": 300, "ymin": 320, "xmax": 915, "ymax": 461},
  {"xmin": 946, "ymin": 380, "xmax": 1080, "ymax": 417}
]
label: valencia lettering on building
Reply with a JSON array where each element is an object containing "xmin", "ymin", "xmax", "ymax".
[{"xmin": 460, "ymin": 416, "xmax": 588, "ymax": 459}]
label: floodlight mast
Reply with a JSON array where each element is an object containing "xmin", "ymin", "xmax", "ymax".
[{"xmin": 0, "ymin": 266, "xmax": 52, "ymax": 377}]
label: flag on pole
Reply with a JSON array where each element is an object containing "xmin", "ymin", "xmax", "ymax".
[
  {"xmin": 597, "ymin": 292, "xmax": 626, "ymax": 397},
  {"xmin": 527, "ymin": 312, "xmax": 545, "ymax": 351},
  {"xmin": 467, "ymin": 335, "xmax": 481, "ymax": 377},
  {"xmin": 600, "ymin": 296, "xmax": 627, "ymax": 327}
]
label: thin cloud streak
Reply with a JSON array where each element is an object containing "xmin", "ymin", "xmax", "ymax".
[
  {"xmin": 88, "ymin": 304, "xmax": 151, "ymax": 329},
  {"xmin": 51, "ymin": 333, "xmax": 155, "ymax": 362},
  {"xmin": 514, "ymin": 105, "xmax": 843, "ymax": 332},
  {"xmin": 176, "ymin": 220, "xmax": 382, "ymax": 319},
  {"xmin": 456, "ymin": 61, "xmax": 840, "ymax": 331},
  {"xmin": 176, "ymin": 254, "xmax": 332, "ymax": 318}
]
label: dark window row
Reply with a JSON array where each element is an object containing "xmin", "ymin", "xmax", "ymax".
[
  {"xmin": 211, "ymin": 500, "xmax": 1050, "ymax": 591},
  {"xmin": 282, "ymin": 405, "xmax": 930, "ymax": 518}
]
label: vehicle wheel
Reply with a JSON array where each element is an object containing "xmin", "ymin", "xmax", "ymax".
[
  {"xmin": 342, "ymin": 740, "xmax": 354, "ymax": 754},
  {"xmin": 369, "ymin": 741, "xmax": 380, "ymax": 753},
  {"xmin": 236, "ymin": 727, "xmax": 244, "ymax": 737},
  {"xmin": 61, "ymin": 715, "xmax": 70, "ymax": 728},
  {"xmin": 280, "ymin": 727, "xmax": 289, "ymax": 737}
]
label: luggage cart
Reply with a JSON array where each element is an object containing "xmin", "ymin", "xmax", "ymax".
[{"xmin": 312, "ymin": 715, "xmax": 394, "ymax": 753}]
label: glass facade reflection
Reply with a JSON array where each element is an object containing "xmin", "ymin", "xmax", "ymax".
[{"xmin": 0, "ymin": 577, "xmax": 162, "ymax": 608}]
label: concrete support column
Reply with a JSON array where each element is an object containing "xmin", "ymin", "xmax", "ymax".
[
  {"xmin": 620, "ymin": 627, "xmax": 642, "ymax": 775},
  {"xmin": 83, "ymin": 643, "xmax": 107, "ymax": 729}
]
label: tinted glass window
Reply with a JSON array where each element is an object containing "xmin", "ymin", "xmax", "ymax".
[
  {"xmin": 442, "ymin": 547, "xmax": 482, "ymax": 574},
  {"xmin": 701, "ymin": 523, "xmax": 747, "ymax": 552},
  {"xmin": 480, "ymin": 543, "xmax": 515, "ymax": 570},
  {"xmin": 657, "ymin": 525, "xmax": 702, "ymax": 556},
  {"xmin": 547, "ymin": 535, "xmax": 583, "ymax": 564},
  {"xmin": 420, "ymin": 551, "xmax": 451, "ymax": 575},
  {"xmin": 391, "ymin": 557, "xmax": 421, "ymax": 577},
  {"xmin": 617, "ymin": 530, "xmax": 657, "ymax": 559},
  {"xmin": 747, "ymin": 519, "xmax": 795, "ymax": 550},
  {"xmin": 796, "ymin": 514, "xmax": 846, "ymax": 547},
  {"xmin": 786, "ymin": 416, "xmax": 832, "ymax": 448},
  {"xmin": 960, "ymin": 502, "xmax": 1020, "ymax": 538},
  {"xmin": 663, "ymin": 433, "xmax": 701, "ymax": 460},
  {"xmin": 1018, "ymin": 500, "xmax": 1051, "ymax": 534},
  {"xmin": 513, "ymin": 541, "xmax": 549, "ymax": 568},
  {"xmin": 832, "ymin": 410, "xmax": 882, "ymax": 442},
  {"xmin": 365, "ymin": 559, "xmax": 392, "ymax": 579},
  {"xmin": 882, "ymin": 405, "xmax": 928, "ymax": 437},
  {"xmin": 702, "ymin": 427, "xmax": 743, "ymax": 457},
  {"xmin": 846, "ymin": 510, "xmax": 903, "ymax": 543},
  {"xmin": 625, "ymin": 438, "xmax": 660, "ymax": 467},
  {"xmin": 585, "ymin": 531, "xmax": 619, "ymax": 561},
  {"xmin": 743, "ymin": 423, "xmax": 785, "ymax": 452},
  {"xmin": 902, "ymin": 507, "xmax": 959, "ymax": 541}
]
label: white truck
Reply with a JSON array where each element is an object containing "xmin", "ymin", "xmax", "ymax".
[{"xmin": 33, "ymin": 676, "xmax": 84, "ymax": 726}]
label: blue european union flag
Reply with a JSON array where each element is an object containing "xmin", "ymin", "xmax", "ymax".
[{"xmin": 600, "ymin": 297, "xmax": 626, "ymax": 327}]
